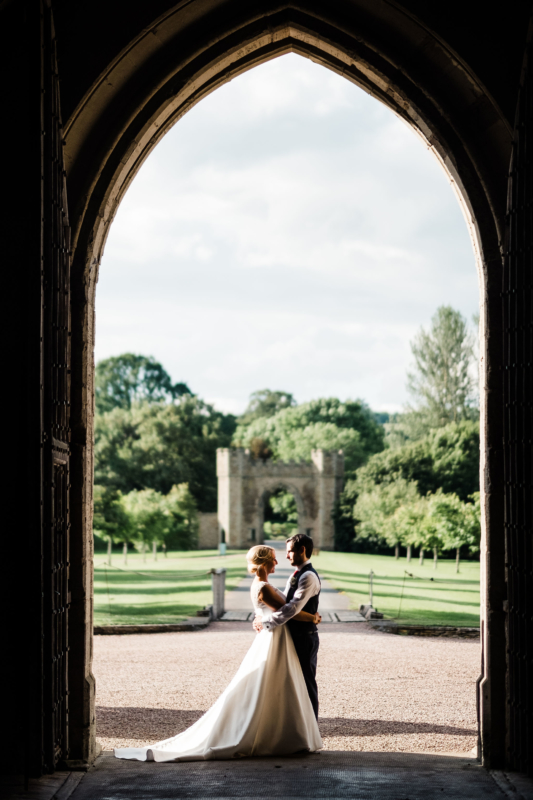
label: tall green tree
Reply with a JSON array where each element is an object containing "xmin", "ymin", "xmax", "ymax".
[
  {"xmin": 406, "ymin": 306, "xmax": 477, "ymax": 430},
  {"xmin": 239, "ymin": 389, "xmax": 296, "ymax": 425},
  {"xmin": 354, "ymin": 419, "xmax": 479, "ymax": 502},
  {"xmin": 275, "ymin": 423, "xmax": 365, "ymax": 473},
  {"xmin": 94, "ymin": 396, "xmax": 236, "ymax": 511},
  {"xmin": 93, "ymin": 485, "xmax": 133, "ymax": 563},
  {"xmin": 234, "ymin": 398, "xmax": 384, "ymax": 476},
  {"xmin": 332, "ymin": 481, "xmax": 359, "ymax": 552},
  {"xmin": 162, "ymin": 484, "xmax": 199, "ymax": 551},
  {"xmin": 353, "ymin": 478, "xmax": 420, "ymax": 556},
  {"xmin": 95, "ymin": 353, "xmax": 191, "ymax": 414},
  {"xmin": 391, "ymin": 498, "xmax": 428, "ymax": 562},
  {"xmin": 122, "ymin": 488, "xmax": 168, "ymax": 560},
  {"xmin": 436, "ymin": 491, "xmax": 481, "ymax": 572}
]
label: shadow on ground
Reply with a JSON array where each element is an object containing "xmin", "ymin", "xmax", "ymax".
[{"xmin": 97, "ymin": 707, "xmax": 475, "ymax": 743}]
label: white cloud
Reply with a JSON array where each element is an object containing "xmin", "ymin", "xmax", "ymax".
[{"xmin": 96, "ymin": 53, "xmax": 478, "ymax": 415}]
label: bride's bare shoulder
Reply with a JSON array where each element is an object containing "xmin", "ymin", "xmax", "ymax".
[{"xmin": 257, "ymin": 582, "xmax": 285, "ymax": 609}]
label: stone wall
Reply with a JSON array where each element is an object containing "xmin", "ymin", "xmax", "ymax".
[{"xmin": 197, "ymin": 512, "xmax": 219, "ymax": 549}]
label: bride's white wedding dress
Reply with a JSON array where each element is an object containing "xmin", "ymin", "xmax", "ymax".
[{"xmin": 114, "ymin": 580, "xmax": 322, "ymax": 762}]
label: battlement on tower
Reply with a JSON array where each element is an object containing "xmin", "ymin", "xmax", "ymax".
[{"xmin": 216, "ymin": 448, "xmax": 344, "ymax": 478}]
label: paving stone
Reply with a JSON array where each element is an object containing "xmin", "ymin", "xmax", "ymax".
[
  {"xmin": 334, "ymin": 611, "xmax": 366, "ymax": 622},
  {"xmin": 220, "ymin": 611, "xmax": 252, "ymax": 622}
]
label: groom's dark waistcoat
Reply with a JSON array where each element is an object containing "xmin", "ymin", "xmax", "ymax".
[{"xmin": 287, "ymin": 563, "xmax": 321, "ymax": 635}]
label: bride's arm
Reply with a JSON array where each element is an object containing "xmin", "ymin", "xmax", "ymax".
[{"xmin": 258, "ymin": 584, "xmax": 320, "ymax": 624}]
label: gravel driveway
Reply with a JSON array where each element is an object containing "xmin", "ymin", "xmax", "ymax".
[{"xmin": 94, "ymin": 622, "xmax": 479, "ymax": 755}]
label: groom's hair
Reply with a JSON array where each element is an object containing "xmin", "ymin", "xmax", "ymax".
[{"xmin": 286, "ymin": 533, "xmax": 314, "ymax": 558}]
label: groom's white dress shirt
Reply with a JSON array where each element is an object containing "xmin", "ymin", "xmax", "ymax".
[{"xmin": 262, "ymin": 562, "xmax": 320, "ymax": 631}]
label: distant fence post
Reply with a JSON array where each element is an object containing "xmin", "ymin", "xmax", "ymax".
[{"xmin": 211, "ymin": 568, "xmax": 226, "ymax": 619}]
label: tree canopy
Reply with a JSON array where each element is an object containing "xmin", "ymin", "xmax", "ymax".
[
  {"xmin": 354, "ymin": 419, "xmax": 479, "ymax": 502},
  {"xmin": 239, "ymin": 389, "xmax": 296, "ymax": 425},
  {"xmin": 95, "ymin": 353, "xmax": 192, "ymax": 414},
  {"xmin": 234, "ymin": 397, "xmax": 385, "ymax": 476},
  {"xmin": 353, "ymin": 478, "xmax": 420, "ymax": 547},
  {"xmin": 93, "ymin": 483, "xmax": 199, "ymax": 553},
  {"xmin": 352, "ymin": 478, "xmax": 480, "ymax": 565},
  {"xmin": 94, "ymin": 396, "xmax": 236, "ymax": 512}
]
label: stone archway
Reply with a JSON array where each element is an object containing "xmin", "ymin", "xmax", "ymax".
[
  {"xmin": 63, "ymin": 13, "xmax": 513, "ymax": 769},
  {"xmin": 216, "ymin": 449, "xmax": 344, "ymax": 550},
  {"xmin": 4, "ymin": 0, "xmax": 533, "ymax": 778},
  {"xmin": 62, "ymin": 12, "xmax": 512, "ymax": 767}
]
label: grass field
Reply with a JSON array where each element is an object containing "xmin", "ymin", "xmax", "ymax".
[
  {"xmin": 93, "ymin": 549, "xmax": 248, "ymax": 626},
  {"xmin": 313, "ymin": 551, "xmax": 480, "ymax": 627},
  {"xmin": 94, "ymin": 548, "xmax": 480, "ymax": 627}
]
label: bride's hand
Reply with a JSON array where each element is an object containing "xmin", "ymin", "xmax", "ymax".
[{"xmin": 313, "ymin": 613, "xmax": 322, "ymax": 625}]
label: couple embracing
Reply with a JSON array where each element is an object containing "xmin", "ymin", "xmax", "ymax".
[{"xmin": 115, "ymin": 533, "xmax": 323, "ymax": 762}]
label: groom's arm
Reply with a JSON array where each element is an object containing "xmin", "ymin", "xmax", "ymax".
[{"xmin": 262, "ymin": 572, "xmax": 320, "ymax": 631}]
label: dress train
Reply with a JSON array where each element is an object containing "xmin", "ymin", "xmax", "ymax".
[{"xmin": 114, "ymin": 581, "xmax": 322, "ymax": 761}]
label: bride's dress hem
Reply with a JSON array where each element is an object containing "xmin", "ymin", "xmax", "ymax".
[{"xmin": 113, "ymin": 743, "xmax": 322, "ymax": 763}]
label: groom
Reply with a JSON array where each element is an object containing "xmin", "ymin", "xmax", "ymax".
[{"xmin": 254, "ymin": 533, "xmax": 321, "ymax": 719}]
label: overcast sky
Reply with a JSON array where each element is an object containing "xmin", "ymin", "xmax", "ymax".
[{"xmin": 96, "ymin": 54, "xmax": 479, "ymax": 416}]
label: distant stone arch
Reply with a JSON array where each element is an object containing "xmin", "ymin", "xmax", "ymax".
[{"xmin": 216, "ymin": 448, "xmax": 344, "ymax": 550}]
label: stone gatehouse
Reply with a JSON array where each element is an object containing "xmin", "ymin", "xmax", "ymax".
[{"xmin": 216, "ymin": 448, "xmax": 344, "ymax": 550}]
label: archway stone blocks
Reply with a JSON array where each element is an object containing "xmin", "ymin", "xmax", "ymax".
[{"xmin": 217, "ymin": 448, "xmax": 344, "ymax": 550}]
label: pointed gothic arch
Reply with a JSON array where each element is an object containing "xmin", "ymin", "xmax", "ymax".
[
  {"xmin": 62, "ymin": 11, "xmax": 511, "ymax": 768},
  {"xmin": 3, "ymin": 0, "xmax": 533, "ymax": 779}
]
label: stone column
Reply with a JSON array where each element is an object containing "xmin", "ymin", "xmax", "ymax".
[
  {"xmin": 217, "ymin": 448, "xmax": 247, "ymax": 548},
  {"xmin": 311, "ymin": 450, "xmax": 344, "ymax": 550}
]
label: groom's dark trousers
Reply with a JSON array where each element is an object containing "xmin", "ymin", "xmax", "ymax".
[
  {"xmin": 286, "ymin": 562, "xmax": 321, "ymax": 720},
  {"xmin": 290, "ymin": 631, "xmax": 319, "ymax": 719}
]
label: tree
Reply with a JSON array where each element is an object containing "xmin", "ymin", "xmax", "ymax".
[
  {"xmin": 122, "ymin": 488, "xmax": 169, "ymax": 561},
  {"xmin": 239, "ymin": 389, "xmax": 296, "ymax": 425},
  {"xmin": 391, "ymin": 498, "xmax": 428, "ymax": 562},
  {"xmin": 332, "ymin": 481, "xmax": 359, "ymax": 552},
  {"xmin": 402, "ymin": 490, "xmax": 481, "ymax": 570},
  {"xmin": 94, "ymin": 396, "xmax": 236, "ymax": 512},
  {"xmin": 93, "ymin": 485, "xmax": 133, "ymax": 563},
  {"xmin": 275, "ymin": 422, "xmax": 365, "ymax": 473},
  {"xmin": 354, "ymin": 420, "xmax": 479, "ymax": 502},
  {"xmin": 436, "ymin": 491, "xmax": 481, "ymax": 572},
  {"xmin": 162, "ymin": 484, "xmax": 199, "ymax": 551},
  {"xmin": 353, "ymin": 478, "xmax": 420, "ymax": 556},
  {"xmin": 416, "ymin": 493, "xmax": 446, "ymax": 568},
  {"xmin": 406, "ymin": 306, "xmax": 477, "ymax": 430},
  {"xmin": 95, "ymin": 353, "xmax": 191, "ymax": 414},
  {"xmin": 234, "ymin": 397, "xmax": 385, "ymax": 476},
  {"xmin": 429, "ymin": 421, "xmax": 480, "ymax": 499}
]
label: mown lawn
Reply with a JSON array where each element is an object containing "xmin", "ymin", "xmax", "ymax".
[
  {"xmin": 93, "ymin": 549, "xmax": 248, "ymax": 626},
  {"xmin": 313, "ymin": 551, "xmax": 480, "ymax": 627}
]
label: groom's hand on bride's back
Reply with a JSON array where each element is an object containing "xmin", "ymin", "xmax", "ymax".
[{"xmin": 253, "ymin": 615, "xmax": 263, "ymax": 632}]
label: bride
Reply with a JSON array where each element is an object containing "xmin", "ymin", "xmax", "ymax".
[{"xmin": 114, "ymin": 544, "xmax": 323, "ymax": 762}]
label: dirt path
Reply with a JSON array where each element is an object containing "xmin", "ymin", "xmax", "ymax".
[{"xmin": 94, "ymin": 621, "xmax": 479, "ymax": 755}]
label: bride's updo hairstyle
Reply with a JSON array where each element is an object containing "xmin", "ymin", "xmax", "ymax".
[{"xmin": 246, "ymin": 545, "xmax": 275, "ymax": 574}]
